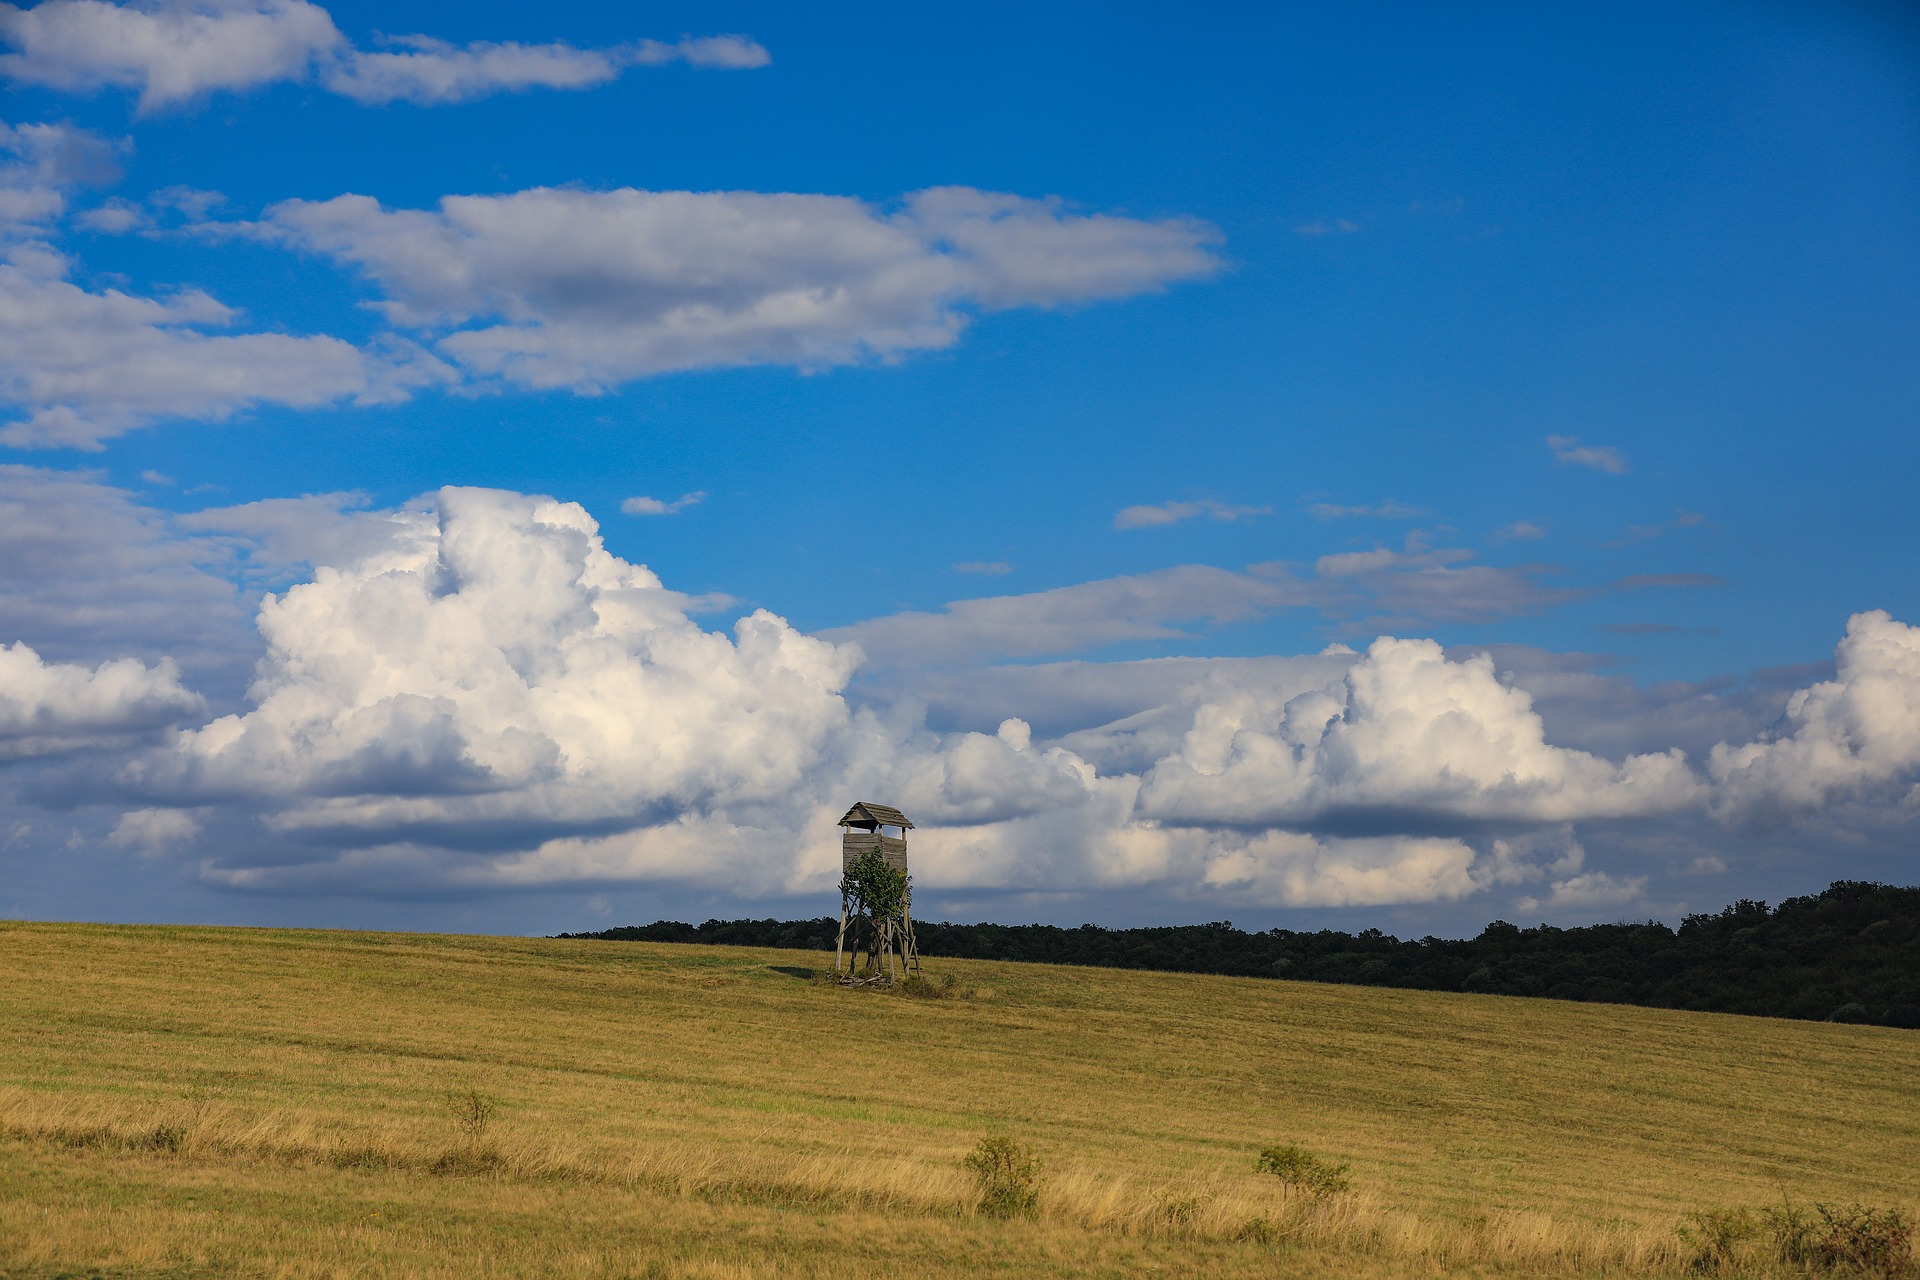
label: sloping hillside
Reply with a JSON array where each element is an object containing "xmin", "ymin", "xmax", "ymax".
[{"xmin": 1, "ymin": 921, "xmax": 1914, "ymax": 1278}]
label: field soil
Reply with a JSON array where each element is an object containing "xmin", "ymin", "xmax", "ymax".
[{"xmin": 0, "ymin": 921, "xmax": 1914, "ymax": 1278}]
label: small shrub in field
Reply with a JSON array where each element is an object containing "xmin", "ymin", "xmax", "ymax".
[
  {"xmin": 446, "ymin": 1087, "xmax": 497, "ymax": 1145},
  {"xmin": 964, "ymin": 1136, "xmax": 1040, "ymax": 1218},
  {"xmin": 1766, "ymin": 1201, "xmax": 1820, "ymax": 1268},
  {"xmin": 1764, "ymin": 1200, "xmax": 1914, "ymax": 1277},
  {"xmin": 1255, "ymin": 1144, "xmax": 1351, "ymax": 1196},
  {"xmin": 1678, "ymin": 1208, "xmax": 1757, "ymax": 1274},
  {"xmin": 1810, "ymin": 1204, "xmax": 1912, "ymax": 1277}
]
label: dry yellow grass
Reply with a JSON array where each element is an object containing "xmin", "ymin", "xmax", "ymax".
[{"xmin": 0, "ymin": 919, "xmax": 1914, "ymax": 1277}]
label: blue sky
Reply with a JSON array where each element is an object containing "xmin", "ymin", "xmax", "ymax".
[{"xmin": 0, "ymin": 0, "xmax": 1916, "ymax": 936}]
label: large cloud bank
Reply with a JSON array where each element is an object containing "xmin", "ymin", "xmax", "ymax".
[{"xmin": 39, "ymin": 486, "xmax": 1908, "ymax": 911}]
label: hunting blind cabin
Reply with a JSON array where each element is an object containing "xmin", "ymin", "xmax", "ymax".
[{"xmin": 833, "ymin": 802, "xmax": 921, "ymax": 983}]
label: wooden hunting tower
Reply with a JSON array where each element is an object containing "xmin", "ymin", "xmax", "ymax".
[{"xmin": 833, "ymin": 802, "xmax": 920, "ymax": 981}]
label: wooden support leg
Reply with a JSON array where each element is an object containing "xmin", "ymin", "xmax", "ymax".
[{"xmin": 834, "ymin": 896, "xmax": 848, "ymax": 975}]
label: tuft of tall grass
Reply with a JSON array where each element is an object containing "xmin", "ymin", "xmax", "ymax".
[{"xmin": 0, "ymin": 1084, "xmax": 1715, "ymax": 1269}]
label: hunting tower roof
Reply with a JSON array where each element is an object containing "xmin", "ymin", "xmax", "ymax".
[{"xmin": 838, "ymin": 802, "xmax": 914, "ymax": 829}]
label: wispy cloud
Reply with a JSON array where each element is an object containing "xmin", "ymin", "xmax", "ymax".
[
  {"xmin": 1608, "ymin": 508, "xmax": 1704, "ymax": 547},
  {"xmin": 842, "ymin": 532, "xmax": 1609, "ymax": 668},
  {"xmin": 621, "ymin": 491, "xmax": 705, "ymax": 516},
  {"xmin": 1307, "ymin": 499, "xmax": 1425, "ymax": 520},
  {"xmin": 1305, "ymin": 533, "xmax": 1580, "ymax": 628},
  {"xmin": 1599, "ymin": 622, "xmax": 1719, "ymax": 636},
  {"xmin": 954, "ymin": 560, "xmax": 1012, "ymax": 575},
  {"xmin": 630, "ymin": 35, "xmax": 769, "ymax": 70},
  {"xmin": 1547, "ymin": 434, "xmax": 1628, "ymax": 474},
  {"xmin": 826, "ymin": 565, "xmax": 1301, "ymax": 668},
  {"xmin": 1495, "ymin": 520, "xmax": 1546, "ymax": 541},
  {"xmin": 1113, "ymin": 498, "xmax": 1270, "ymax": 530},
  {"xmin": 1613, "ymin": 573, "xmax": 1723, "ymax": 590},
  {"xmin": 1296, "ymin": 218, "xmax": 1359, "ymax": 236},
  {"xmin": 326, "ymin": 34, "xmax": 769, "ymax": 107},
  {"xmin": 0, "ymin": 0, "xmax": 769, "ymax": 112},
  {"xmin": 0, "ymin": 258, "xmax": 453, "ymax": 450},
  {"xmin": 78, "ymin": 186, "xmax": 229, "ymax": 235}
]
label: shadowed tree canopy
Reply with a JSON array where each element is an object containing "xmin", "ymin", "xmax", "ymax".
[{"xmin": 561, "ymin": 881, "xmax": 1920, "ymax": 1028}]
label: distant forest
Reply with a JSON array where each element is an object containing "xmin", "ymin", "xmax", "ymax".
[{"xmin": 559, "ymin": 880, "xmax": 1920, "ymax": 1028}]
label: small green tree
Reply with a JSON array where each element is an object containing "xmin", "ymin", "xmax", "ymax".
[
  {"xmin": 1255, "ymin": 1144, "xmax": 1351, "ymax": 1196},
  {"xmin": 841, "ymin": 849, "xmax": 910, "ymax": 975},
  {"xmin": 965, "ymin": 1136, "xmax": 1041, "ymax": 1218}
]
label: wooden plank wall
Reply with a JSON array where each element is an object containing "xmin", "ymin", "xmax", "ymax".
[{"xmin": 842, "ymin": 832, "xmax": 908, "ymax": 871}]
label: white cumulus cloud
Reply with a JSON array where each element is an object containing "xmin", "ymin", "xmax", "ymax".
[
  {"xmin": 0, "ymin": 639, "xmax": 201, "ymax": 759},
  {"xmin": 84, "ymin": 488, "xmax": 1553, "ymax": 907},
  {"xmin": 1515, "ymin": 870, "xmax": 1648, "ymax": 915},
  {"xmin": 1135, "ymin": 635, "xmax": 1701, "ymax": 828},
  {"xmin": 0, "ymin": 0, "xmax": 343, "ymax": 111},
  {"xmin": 1197, "ymin": 832, "xmax": 1481, "ymax": 908},
  {"xmin": 125, "ymin": 488, "xmax": 862, "ymax": 850},
  {"xmin": 247, "ymin": 185, "xmax": 1222, "ymax": 390},
  {"xmin": 34, "ymin": 482, "xmax": 1906, "ymax": 915},
  {"xmin": 106, "ymin": 804, "xmax": 201, "ymax": 851},
  {"xmin": 1709, "ymin": 610, "xmax": 1920, "ymax": 827}
]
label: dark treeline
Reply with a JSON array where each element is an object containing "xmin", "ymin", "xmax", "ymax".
[{"xmin": 557, "ymin": 880, "xmax": 1920, "ymax": 1027}]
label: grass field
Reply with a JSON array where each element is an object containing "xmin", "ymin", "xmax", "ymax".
[{"xmin": 0, "ymin": 920, "xmax": 1914, "ymax": 1278}]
